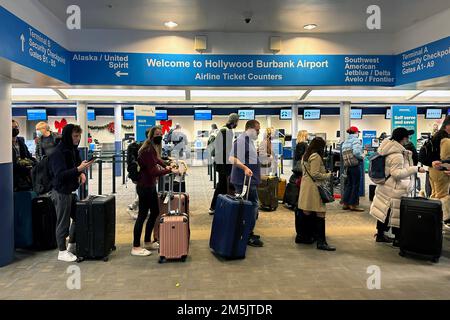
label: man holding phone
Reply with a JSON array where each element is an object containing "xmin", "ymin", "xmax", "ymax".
[{"xmin": 49, "ymin": 124, "xmax": 95, "ymax": 262}]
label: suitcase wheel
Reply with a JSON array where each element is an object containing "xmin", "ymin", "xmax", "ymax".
[
  {"xmin": 181, "ymin": 255, "xmax": 187, "ymax": 262},
  {"xmin": 76, "ymin": 257, "xmax": 85, "ymax": 263},
  {"xmin": 103, "ymin": 256, "xmax": 109, "ymax": 262},
  {"xmin": 432, "ymin": 257, "xmax": 439, "ymax": 263},
  {"xmin": 398, "ymin": 250, "xmax": 406, "ymax": 258},
  {"xmin": 158, "ymin": 257, "xmax": 166, "ymax": 264},
  {"xmin": 111, "ymin": 245, "xmax": 117, "ymax": 251}
]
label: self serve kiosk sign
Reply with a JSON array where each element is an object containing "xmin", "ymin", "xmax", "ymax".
[{"xmin": 391, "ymin": 106, "xmax": 418, "ymax": 146}]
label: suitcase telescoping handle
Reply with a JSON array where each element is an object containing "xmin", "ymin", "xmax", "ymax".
[{"xmin": 239, "ymin": 175, "xmax": 252, "ymax": 201}]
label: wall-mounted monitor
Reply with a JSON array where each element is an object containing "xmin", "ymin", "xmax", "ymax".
[
  {"xmin": 303, "ymin": 109, "xmax": 321, "ymax": 120},
  {"xmin": 194, "ymin": 109, "xmax": 212, "ymax": 121},
  {"xmin": 425, "ymin": 108, "xmax": 442, "ymax": 119},
  {"xmin": 87, "ymin": 109, "xmax": 96, "ymax": 121},
  {"xmin": 155, "ymin": 110, "xmax": 168, "ymax": 121},
  {"xmin": 123, "ymin": 109, "xmax": 135, "ymax": 121},
  {"xmin": 385, "ymin": 108, "xmax": 392, "ymax": 119},
  {"xmin": 279, "ymin": 109, "xmax": 292, "ymax": 120},
  {"xmin": 238, "ymin": 109, "xmax": 255, "ymax": 120},
  {"xmin": 27, "ymin": 109, "xmax": 47, "ymax": 121},
  {"xmin": 351, "ymin": 108, "xmax": 363, "ymax": 119}
]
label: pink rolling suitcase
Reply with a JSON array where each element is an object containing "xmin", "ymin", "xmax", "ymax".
[
  {"xmin": 158, "ymin": 174, "xmax": 190, "ymax": 263},
  {"xmin": 154, "ymin": 177, "xmax": 189, "ymax": 242}
]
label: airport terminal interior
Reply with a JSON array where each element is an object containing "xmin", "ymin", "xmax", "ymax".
[{"xmin": 0, "ymin": 0, "xmax": 450, "ymax": 300}]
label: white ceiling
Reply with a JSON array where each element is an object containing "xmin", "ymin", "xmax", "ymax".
[{"xmin": 38, "ymin": 0, "xmax": 450, "ymax": 33}]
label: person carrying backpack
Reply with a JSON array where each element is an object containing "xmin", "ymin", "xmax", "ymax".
[
  {"xmin": 369, "ymin": 127, "xmax": 425, "ymax": 245},
  {"xmin": 35, "ymin": 121, "xmax": 61, "ymax": 162},
  {"xmin": 341, "ymin": 126, "xmax": 364, "ymax": 211}
]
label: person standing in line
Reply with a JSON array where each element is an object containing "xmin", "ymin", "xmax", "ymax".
[
  {"xmin": 229, "ymin": 120, "xmax": 264, "ymax": 247},
  {"xmin": 370, "ymin": 128, "xmax": 425, "ymax": 245},
  {"xmin": 35, "ymin": 121, "xmax": 61, "ymax": 161},
  {"xmin": 49, "ymin": 124, "xmax": 94, "ymax": 262},
  {"xmin": 297, "ymin": 137, "xmax": 336, "ymax": 251},
  {"xmin": 208, "ymin": 113, "xmax": 240, "ymax": 215},
  {"xmin": 131, "ymin": 126, "xmax": 179, "ymax": 257},
  {"xmin": 341, "ymin": 126, "xmax": 365, "ymax": 212}
]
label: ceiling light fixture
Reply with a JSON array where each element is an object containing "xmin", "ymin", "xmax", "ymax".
[
  {"xmin": 164, "ymin": 21, "xmax": 178, "ymax": 28},
  {"xmin": 303, "ymin": 24, "xmax": 317, "ymax": 30}
]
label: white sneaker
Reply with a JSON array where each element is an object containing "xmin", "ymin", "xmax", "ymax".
[
  {"xmin": 67, "ymin": 243, "xmax": 77, "ymax": 254},
  {"xmin": 58, "ymin": 250, "xmax": 77, "ymax": 262},
  {"xmin": 131, "ymin": 248, "xmax": 152, "ymax": 257},
  {"xmin": 145, "ymin": 242, "xmax": 160, "ymax": 250}
]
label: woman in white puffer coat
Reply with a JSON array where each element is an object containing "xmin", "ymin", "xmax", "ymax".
[{"xmin": 370, "ymin": 127, "xmax": 426, "ymax": 245}]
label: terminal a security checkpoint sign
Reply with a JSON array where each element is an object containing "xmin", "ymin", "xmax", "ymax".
[
  {"xmin": 391, "ymin": 106, "xmax": 418, "ymax": 146},
  {"xmin": 135, "ymin": 106, "xmax": 155, "ymax": 143}
]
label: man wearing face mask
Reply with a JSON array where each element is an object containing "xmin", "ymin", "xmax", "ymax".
[
  {"xmin": 12, "ymin": 120, "xmax": 34, "ymax": 191},
  {"xmin": 208, "ymin": 113, "xmax": 240, "ymax": 215},
  {"xmin": 35, "ymin": 121, "xmax": 61, "ymax": 162},
  {"xmin": 49, "ymin": 124, "xmax": 94, "ymax": 262},
  {"xmin": 229, "ymin": 120, "xmax": 264, "ymax": 247}
]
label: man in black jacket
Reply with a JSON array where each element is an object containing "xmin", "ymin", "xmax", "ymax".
[
  {"xmin": 49, "ymin": 124, "xmax": 94, "ymax": 262},
  {"xmin": 208, "ymin": 113, "xmax": 239, "ymax": 215},
  {"xmin": 12, "ymin": 120, "xmax": 34, "ymax": 191}
]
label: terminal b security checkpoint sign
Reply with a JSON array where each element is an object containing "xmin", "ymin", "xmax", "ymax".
[
  {"xmin": 391, "ymin": 106, "xmax": 418, "ymax": 147},
  {"xmin": 135, "ymin": 106, "xmax": 156, "ymax": 143}
]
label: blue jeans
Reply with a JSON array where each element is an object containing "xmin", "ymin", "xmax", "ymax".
[
  {"xmin": 343, "ymin": 165, "xmax": 361, "ymax": 206},
  {"xmin": 234, "ymin": 184, "xmax": 259, "ymax": 233}
]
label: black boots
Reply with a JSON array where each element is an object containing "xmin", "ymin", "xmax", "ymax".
[
  {"xmin": 315, "ymin": 217, "xmax": 336, "ymax": 251},
  {"xmin": 375, "ymin": 221, "xmax": 393, "ymax": 243},
  {"xmin": 295, "ymin": 209, "xmax": 315, "ymax": 244}
]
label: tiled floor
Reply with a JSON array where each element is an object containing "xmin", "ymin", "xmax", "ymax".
[{"xmin": 1, "ymin": 165, "xmax": 449, "ymax": 300}]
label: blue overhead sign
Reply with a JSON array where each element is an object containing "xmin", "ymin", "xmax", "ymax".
[
  {"xmin": 0, "ymin": 6, "xmax": 448, "ymax": 87},
  {"xmin": 396, "ymin": 36, "xmax": 450, "ymax": 86},
  {"xmin": 70, "ymin": 52, "xmax": 396, "ymax": 86},
  {"xmin": 0, "ymin": 6, "xmax": 70, "ymax": 83}
]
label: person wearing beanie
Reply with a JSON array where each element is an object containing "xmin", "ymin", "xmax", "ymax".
[
  {"xmin": 49, "ymin": 124, "xmax": 95, "ymax": 262},
  {"xmin": 369, "ymin": 127, "xmax": 425, "ymax": 245},
  {"xmin": 341, "ymin": 126, "xmax": 364, "ymax": 211},
  {"xmin": 208, "ymin": 113, "xmax": 239, "ymax": 214}
]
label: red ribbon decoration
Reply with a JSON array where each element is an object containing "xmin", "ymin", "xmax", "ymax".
[
  {"xmin": 107, "ymin": 122, "xmax": 115, "ymax": 134},
  {"xmin": 54, "ymin": 118, "xmax": 67, "ymax": 134},
  {"xmin": 160, "ymin": 120, "xmax": 172, "ymax": 134}
]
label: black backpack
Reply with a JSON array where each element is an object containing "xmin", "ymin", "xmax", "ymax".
[
  {"xmin": 127, "ymin": 142, "xmax": 142, "ymax": 182},
  {"xmin": 418, "ymin": 139, "xmax": 436, "ymax": 167},
  {"xmin": 31, "ymin": 156, "xmax": 53, "ymax": 195}
]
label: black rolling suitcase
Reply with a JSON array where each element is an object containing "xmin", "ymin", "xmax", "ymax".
[
  {"xmin": 31, "ymin": 195, "xmax": 57, "ymax": 250},
  {"xmin": 399, "ymin": 196, "xmax": 443, "ymax": 263},
  {"xmin": 76, "ymin": 195, "xmax": 116, "ymax": 262}
]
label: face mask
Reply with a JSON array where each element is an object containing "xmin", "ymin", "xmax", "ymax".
[
  {"xmin": 153, "ymin": 136, "xmax": 163, "ymax": 145},
  {"xmin": 36, "ymin": 130, "xmax": 43, "ymax": 138},
  {"xmin": 12, "ymin": 128, "xmax": 19, "ymax": 137}
]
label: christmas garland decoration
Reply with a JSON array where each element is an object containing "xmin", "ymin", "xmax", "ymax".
[{"xmin": 88, "ymin": 122, "xmax": 134, "ymax": 133}]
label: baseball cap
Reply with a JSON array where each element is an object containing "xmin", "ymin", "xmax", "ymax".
[
  {"xmin": 391, "ymin": 127, "xmax": 415, "ymax": 141},
  {"xmin": 347, "ymin": 126, "xmax": 360, "ymax": 134}
]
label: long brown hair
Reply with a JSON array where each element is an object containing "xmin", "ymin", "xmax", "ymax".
[
  {"xmin": 138, "ymin": 125, "xmax": 163, "ymax": 158},
  {"xmin": 264, "ymin": 127, "xmax": 273, "ymax": 156},
  {"xmin": 303, "ymin": 137, "xmax": 326, "ymax": 162}
]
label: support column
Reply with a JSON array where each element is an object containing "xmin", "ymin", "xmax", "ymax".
[
  {"xmin": 77, "ymin": 102, "xmax": 89, "ymax": 199},
  {"xmin": 0, "ymin": 77, "xmax": 14, "ymax": 267},
  {"xmin": 266, "ymin": 115, "xmax": 272, "ymax": 129},
  {"xmin": 340, "ymin": 101, "xmax": 351, "ymax": 198},
  {"xmin": 291, "ymin": 105, "xmax": 299, "ymax": 146},
  {"xmin": 114, "ymin": 105, "xmax": 122, "ymax": 176}
]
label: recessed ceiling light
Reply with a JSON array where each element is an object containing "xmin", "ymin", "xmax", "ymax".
[
  {"xmin": 164, "ymin": 21, "xmax": 178, "ymax": 28},
  {"xmin": 303, "ymin": 24, "xmax": 317, "ymax": 30}
]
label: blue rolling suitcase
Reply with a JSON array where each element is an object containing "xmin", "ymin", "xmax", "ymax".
[
  {"xmin": 210, "ymin": 177, "xmax": 256, "ymax": 259},
  {"xmin": 14, "ymin": 191, "xmax": 37, "ymax": 248}
]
